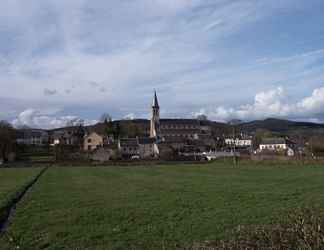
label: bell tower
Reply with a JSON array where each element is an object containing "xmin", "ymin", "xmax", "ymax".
[{"xmin": 150, "ymin": 90, "xmax": 160, "ymax": 138}]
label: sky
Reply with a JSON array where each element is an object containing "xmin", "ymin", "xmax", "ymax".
[{"xmin": 1, "ymin": 0, "xmax": 324, "ymax": 128}]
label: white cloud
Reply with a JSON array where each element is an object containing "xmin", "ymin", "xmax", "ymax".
[
  {"xmin": 198, "ymin": 86, "xmax": 324, "ymax": 122},
  {"xmin": 0, "ymin": 0, "xmax": 324, "ymax": 123},
  {"xmin": 12, "ymin": 108, "xmax": 97, "ymax": 129},
  {"xmin": 123, "ymin": 113, "xmax": 135, "ymax": 120},
  {"xmin": 297, "ymin": 88, "xmax": 324, "ymax": 114}
]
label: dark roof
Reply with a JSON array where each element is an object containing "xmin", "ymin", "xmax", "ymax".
[
  {"xmin": 160, "ymin": 119, "xmax": 200, "ymax": 125},
  {"xmin": 84, "ymin": 131, "xmax": 104, "ymax": 138},
  {"xmin": 161, "ymin": 129, "xmax": 200, "ymax": 135},
  {"xmin": 260, "ymin": 138, "xmax": 286, "ymax": 145},
  {"xmin": 163, "ymin": 136, "xmax": 187, "ymax": 143},
  {"xmin": 138, "ymin": 137, "xmax": 156, "ymax": 144},
  {"xmin": 199, "ymin": 120, "xmax": 213, "ymax": 126},
  {"xmin": 119, "ymin": 138, "xmax": 139, "ymax": 147}
]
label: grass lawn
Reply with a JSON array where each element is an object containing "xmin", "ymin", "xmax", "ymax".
[
  {"xmin": 0, "ymin": 167, "xmax": 44, "ymax": 249},
  {"xmin": 0, "ymin": 167, "xmax": 44, "ymax": 210},
  {"xmin": 2, "ymin": 162, "xmax": 324, "ymax": 249}
]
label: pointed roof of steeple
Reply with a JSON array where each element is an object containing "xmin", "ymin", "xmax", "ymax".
[{"xmin": 152, "ymin": 90, "xmax": 159, "ymax": 108}]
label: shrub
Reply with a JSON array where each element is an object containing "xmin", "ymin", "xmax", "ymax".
[{"xmin": 183, "ymin": 207, "xmax": 324, "ymax": 250}]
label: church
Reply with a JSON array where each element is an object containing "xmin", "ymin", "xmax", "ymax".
[
  {"xmin": 149, "ymin": 91, "xmax": 212, "ymax": 142},
  {"xmin": 116, "ymin": 91, "xmax": 214, "ymax": 159},
  {"xmin": 45, "ymin": 91, "xmax": 236, "ymax": 160}
]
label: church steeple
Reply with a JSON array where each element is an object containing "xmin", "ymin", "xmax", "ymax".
[
  {"xmin": 150, "ymin": 90, "xmax": 160, "ymax": 138},
  {"xmin": 152, "ymin": 90, "xmax": 159, "ymax": 108}
]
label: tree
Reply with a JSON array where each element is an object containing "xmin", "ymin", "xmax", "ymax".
[
  {"xmin": 308, "ymin": 135, "xmax": 324, "ymax": 156},
  {"xmin": 113, "ymin": 122, "xmax": 121, "ymax": 140},
  {"xmin": 104, "ymin": 118, "xmax": 115, "ymax": 137},
  {"xmin": 75, "ymin": 124, "xmax": 86, "ymax": 150},
  {"xmin": 120, "ymin": 121, "xmax": 141, "ymax": 138},
  {"xmin": 0, "ymin": 121, "xmax": 16, "ymax": 162},
  {"xmin": 197, "ymin": 114, "xmax": 208, "ymax": 121},
  {"xmin": 66, "ymin": 118, "xmax": 84, "ymax": 127},
  {"xmin": 100, "ymin": 113, "xmax": 112, "ymax": 123}
]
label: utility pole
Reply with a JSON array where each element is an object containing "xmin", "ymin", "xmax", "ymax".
[{"xmin": 232, "ymin": 126, "xmax": 237, "ymax": 166}]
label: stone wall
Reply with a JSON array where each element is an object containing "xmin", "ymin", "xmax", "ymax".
[{"xmin": 90, "ymin": 148, "xmax": 116, "ymax": 162}]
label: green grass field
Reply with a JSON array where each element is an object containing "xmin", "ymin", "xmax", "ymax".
[
  {"xmin": 0, "ymin": 167, "xmax": 44, "ymax": 249},
  {"xmin": 0, "ymin": 167, "xmax": 43, "ymax": 210},
  {"xmin": 1, "ymin": 162, "xmax": 324, "ymax": 249}
]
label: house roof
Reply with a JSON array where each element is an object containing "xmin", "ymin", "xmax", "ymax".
[
  {"xmin": 84, "ymin": 131, "xmax": 104, "ymax": 138},
  {"xmin": 160, "ymin": 119, "xmax": 200, "ymax": 125},
  {"xmin": 163, "ymin": 136, "xmax": 187, "ymax": 143},
  {"xmin": 260, "ymin": 138, "xmax": 286, "ymax": 145},
  {"xmin": 161, "ymin": 129, "xmax": 200, "ymax": 134},
  {"xmin": 119, "ymin": 138, "xmax": 139, "ymax": 147},
  {"xmin": 138, "ymin": 137, "xmax": 156, "ymax": 144}
]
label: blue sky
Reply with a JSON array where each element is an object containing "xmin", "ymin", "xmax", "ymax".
[{"xmin": 1, "ymin": 0, "xmax": 324, "ymax": 128}]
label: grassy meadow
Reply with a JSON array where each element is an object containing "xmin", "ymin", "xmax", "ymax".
[
  {"xmin": 0, "ymin": 167, "xmax": 43, "ymax": 216},
  {"xmin": 1, "ymin": 162, "xmax": 324, "ymax": 249},
  {"xmin": 0, "ymin": 167, "xmax": 44, "ymax": 249}
]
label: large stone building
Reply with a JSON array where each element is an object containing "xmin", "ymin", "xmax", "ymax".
[
  {"xmin": 115, "ymin": 91, "xmax": 216, "ymax": 159},
  {"xmin": 149, "ymin": 92, "xmax": 213, "ymax": 143}
]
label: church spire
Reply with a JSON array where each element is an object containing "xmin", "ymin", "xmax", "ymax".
[
  {"xmin": 150, "ymin": 90, "xmax": 160, "ymax": 138},
  {"xmin": 152, "ymin": 90, "xmax": 159, "ymax": 108}
]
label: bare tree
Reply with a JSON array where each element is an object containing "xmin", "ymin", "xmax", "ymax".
[
  {"xmin": 66, "ymin": 118, "xmax": 84, "ymax": 127},
  {"xmin": 100, "ymin": 113, "xmax": 112, "ymax": 123}
]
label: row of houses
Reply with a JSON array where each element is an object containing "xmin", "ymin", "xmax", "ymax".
[{"xmin": 15, "ymin": 128, "xmax": 300, "ymax": 159}]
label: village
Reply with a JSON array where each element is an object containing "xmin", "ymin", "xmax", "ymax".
[
  {"xmin": 4, "ymin": 91, "xmax": 320, "ymax": 164},
  {"xmin": 2, "ymin": 1, "xmax": 324, "ymax": 249}
]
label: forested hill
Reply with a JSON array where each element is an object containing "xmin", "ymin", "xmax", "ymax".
[{"xmin": 237, "ymin": 118, "xmax": 324, "ymax": 135}]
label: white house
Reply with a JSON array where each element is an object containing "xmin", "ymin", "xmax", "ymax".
[
  {"xmin": 225, "ymin": 138, "xmax": 252, "ymax": 147},
  {"xmin": 259, "ymin": 138, "xmax": 295, "ymax": 156},
  {"xmin": 259, "ymin": 138, "xmax": 287, "ymax": 150}
]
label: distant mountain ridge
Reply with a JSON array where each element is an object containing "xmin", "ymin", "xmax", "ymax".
[
  {"xmin": 18, "ymin": 118, "xmax": 324, "ymax": 137},
  {"xmin": 237, "ymin": 118, "xmax": 324, "ymax": 134}
]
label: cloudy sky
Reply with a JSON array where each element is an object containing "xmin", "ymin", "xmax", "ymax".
[{"xmin": 1, "ymin": 0, "xmax": 324, "ymax": 128}]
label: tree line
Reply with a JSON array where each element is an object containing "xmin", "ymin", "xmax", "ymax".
[{"xmin": 0, "ymin": 121, "xmax": 16, "ymax": 162}]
